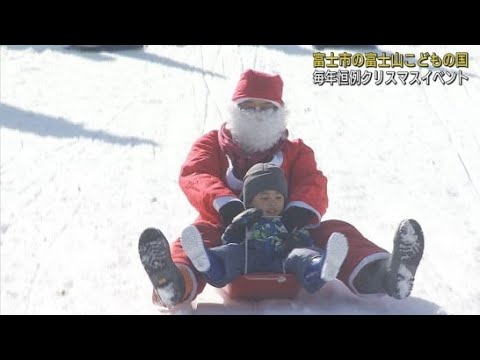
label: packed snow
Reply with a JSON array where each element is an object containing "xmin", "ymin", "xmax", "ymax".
[{"xmin": 1, "ymin": 45, "xmax": 479, "ymax": 314}]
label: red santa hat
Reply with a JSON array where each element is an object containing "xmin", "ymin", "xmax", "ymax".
[{"xmin": 231, "ymin": 69, "xmax": 284, "ymax": 108}]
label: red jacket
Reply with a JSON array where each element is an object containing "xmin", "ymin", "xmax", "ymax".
[{"xmin": 179, "ymin": 130, "xmax": 328, "ymax": 227}]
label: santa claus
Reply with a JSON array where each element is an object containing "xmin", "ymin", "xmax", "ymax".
[{"xmin": 138, "ymin": 69, "xmax": 425, "ymax": 309}]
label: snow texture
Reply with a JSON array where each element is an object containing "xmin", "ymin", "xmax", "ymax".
[{"xmin": 1, "ymin": 45, "xmax": 480, "ymax": 314}]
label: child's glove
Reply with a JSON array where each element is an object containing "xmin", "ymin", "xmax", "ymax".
[
  {"xmin": 269, "ymin": 233, "xmax": 297, "ymax": 257},
  {"xmin": 269, "ymin": 230, "xmax": 315, "ymax": 257},
  {"xmin": 231, "ymin": 208, "xmax": 263, "ymax": 227},
  {"xmin": 281, "ymin": 206, "xmax": 315, "ymax": 232},
  {"xmin": 221, "ymin": 208, "xmax": 263, "ymax": 244}
]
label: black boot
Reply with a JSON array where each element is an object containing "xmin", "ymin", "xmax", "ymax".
[
  {"xmin": 384, "ymin": 219, "xmax": 424, "ymax": 299},
  {"xmin": 138, "ymin": 228, "xmax": 185, "ymax": 307},
  {"xmin": 353, "ymin": 258, "xmax": 389, "ymax": 294},
  {"xmin": 353, "ymin": 219, "xmax": 424, "ymax": 299}
]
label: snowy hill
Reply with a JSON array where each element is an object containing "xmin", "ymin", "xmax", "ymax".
[{"xmin": 1, "ymin": 45, "xmax": 479, "ymax": 314}]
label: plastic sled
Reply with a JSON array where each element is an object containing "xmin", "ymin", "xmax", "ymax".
[{"xmin": 222, "ymin": 273, "xmax": 301, "ymax": 300}]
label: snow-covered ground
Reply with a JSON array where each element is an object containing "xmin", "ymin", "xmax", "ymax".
[{"xmin": 1, "ymin": 45, "xmax": 479, "ymax": 314}]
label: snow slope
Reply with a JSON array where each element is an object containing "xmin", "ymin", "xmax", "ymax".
[{"xmin": 1, "ymin": 45, "xmax": 479, "ymax": 314}]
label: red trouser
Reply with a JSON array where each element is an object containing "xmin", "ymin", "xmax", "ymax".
[{"xmin": 170, "ymin": 219, "xmax": 388, "ymax": 300}]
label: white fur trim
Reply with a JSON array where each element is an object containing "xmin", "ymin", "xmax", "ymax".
[
  {"xmin": 284, "ymin": 201, "xmax": 322, "ymax": 228},
  {"xmin": 176, "ymin": 264, "xmax": 198, "ymax": 303},
  {"xmin": 224, "ymin": 152, "xmax": 284, "ymax": 191},
  {"xmin": 234, "ymin": 97, "xmax": 283, "ymax": 109},
  {"xmin": 348, "ymin": 252, "xmax": 391, "ymax": 297},
  {"xmin": 270, "ymin": 152, "xmax": 284, "ymax": 167},
  {"xmin": 213, "ymin": 196, "xmax": 242, "ymax": 212},
  {"xmin": 225, "ymin": 156, "xmax": 244, "ymax": 191}
]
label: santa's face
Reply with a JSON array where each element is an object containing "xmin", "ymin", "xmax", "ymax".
[{"xmin": 227, "ymin": 100, "xmax": 287, "ymax": 153}]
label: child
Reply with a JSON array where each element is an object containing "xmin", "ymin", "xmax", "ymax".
[{"xmin": 180, "ymin": 163, "xmax": 349, "ymax": 294}]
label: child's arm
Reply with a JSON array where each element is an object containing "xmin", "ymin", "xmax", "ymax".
[
  {"xmin": 291, "ymin": 229, "xmax": 314, "ymax": 248},
  {"xmin": 221, "ymin": 208, "xmax": 263, "ymax": 244},
  {"xmin": 272, "ymin": 229, "xmax": 314, "ymax": 257}
]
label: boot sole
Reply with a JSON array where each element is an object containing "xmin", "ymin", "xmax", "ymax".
[
  {"xmin": 321, "ymin": 232, "xmax": 349, "ymax": 281},
  {"xmin": 388, "ymin": 219, "xmax": 425, "ymax": 299},
  {"xmin": 181, "ymin": 225, "xmax": 211, "ymax": 272},
  {"xmin": 138, "ymin": 228, "xmax": 184, "ymax": 307}
]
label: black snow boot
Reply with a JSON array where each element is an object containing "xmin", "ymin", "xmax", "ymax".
[
  {"xmin": 384, "ymin": 219, "xmax": 424, "ymax": 299},
  {"xmin": 138, "ymin": 228, "xmax": 185, "ymax": 308},
  {"xmin": 353, "ymin": 219, "xmax": 424, "ymax": 299}
]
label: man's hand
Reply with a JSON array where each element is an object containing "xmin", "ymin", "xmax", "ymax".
[
  {"xmin": 219, "ymin": 201, "xmax": 245, "ymax": 226},
  {"xmin": 281, "ymin": 206, "xmax": 315, "ymax": 232}
]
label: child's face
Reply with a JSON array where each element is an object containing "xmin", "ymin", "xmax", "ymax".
[{"xmin": 249, "ymin": 190, "xmax": 285, "ymax": 217}]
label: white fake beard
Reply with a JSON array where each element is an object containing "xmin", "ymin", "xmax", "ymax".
[{"xmin": 227, "ymin": 104, "xmax": 287, "ymax": 153}]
